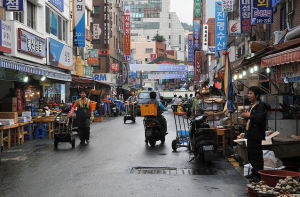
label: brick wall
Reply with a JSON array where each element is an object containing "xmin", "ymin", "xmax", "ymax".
[
  {"xmin": 156, "ymin": 42, "xmax": 166, "ymax": 57},
  {"xmin": 207, "ymin": 18, "xmax": 215, "ymax": 46}
]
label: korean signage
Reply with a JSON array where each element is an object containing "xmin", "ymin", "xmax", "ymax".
[
  {"xmin": 111, "ymin": 63, "xmax": 119, "ymax": 71},
  {"xmin": 93, "ymin": 24, "xmax": 101, "ymax": 39},
  {"xmin": 240, "ymin": 0, "xmax": 252, "ymax": 33},
  {"xmin": 194, "ymin": 0, "xmax": 201, "ymax": 19},
  {"xmin": 193, "ymin": 20, "xmax": 200, "ymax": 50},
  {"xmin": 73, "ymin": 0, "xmax": 85, "ymax": 47},
  {"xmin": 3, "ymin": 0, "xmax": 24, "ymax": 11},
  {"xmin": 150, "ymin": 54, "xmax": 157, "ymax": 60},
  {"xmin": 87, "ymin": 49, "xmax": 98, "ymax": 64},
  {"xmin": 208, "ymin": 46, "xmax": 216, "ymax": 54},
  {"xmin": 0, "ymin": 20, "xmax": 12, "ymax": 53},
  {"xmin": 85, "ymin": 0, "xmax": 93, "ymax": 11},
  {"xmin": 16, "ymin": 88, "xmax": 22, "ymax": 110},
  {"xmin": 61, "ymin": 84, "xmax": 65, "ymax": 103},
  {"xmin": 76, "ymin": 57, "xmax": 83, "ymax": 76},
  {"xmin": 194, "ymin": 51, "xmax": 201, "ymax": 82},
  {"xmin": 148, "ymin": 73, "xmax": 186, "ymax": 80},
  {"xmin": 229, "ymin": 20, "xmax": 241, "ymax": 36},
  {"xmin": 84, "ymin": 65, "xmax": 93, "ymax": 78},
  {"xmin": 124, "ymin": 6, "xmax": 131, "ymax": 61},
  {"xmin": 93, "ymin": 73, "xmax": 116, "ymax": 83},
  {"xmin": 49, "ymin": 0, "xmax": 64, "ymax": 12},
  {"xmin": 276, "ymin": 63, "xmax": 300, "ymax": 82},
  {"xmin": 215, "ymin": 2, "xmax": 227, "ymax": 57},
  {"xmin": 18, "ymin": 28, "xmax": 46, "ymax": 58},
  {"xmin": 251, "ymin": 0, "xmax": 273, "ymax": 24},
  {"xmin": 48, "ymin": 38, "xmax": 73, "ymax": 70},
  {"xmin": 131, "ymin": 49, "xmax": 134, "ymax": 64},
  {"xmin": 85, "ymin": 28, "xmax": 92, "ymax": 41},
  {"xmin": 188, "ymin": 34, "xmax": 194, "ymax": 66},
  {"xmin": 0, "ymin": 67, "xmax": 26, "ymax": 82},
  {"xmin": 222, "ymin": 0, "xmax": 233, "ymax": 12},
  {"xmin": 202, "ymin": 24, "xmax": 208, "ymax": 51},
  {"xmin": 129, "ymin": 64, "xmax": 189, "ymax": 72}
]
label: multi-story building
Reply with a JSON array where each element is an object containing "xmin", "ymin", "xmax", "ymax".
[{"xmin": 123, "ymin": 0, "xmax": 185, "ymax": 52}]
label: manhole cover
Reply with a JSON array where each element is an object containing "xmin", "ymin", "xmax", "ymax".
[{"xmin": 130, "ymin": 167, "xmax": 225, "ymax": 175}]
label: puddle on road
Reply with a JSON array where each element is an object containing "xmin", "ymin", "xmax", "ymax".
[{"xmin": 130, "ymin": 167, "xmax": 226, "ymax": 175}]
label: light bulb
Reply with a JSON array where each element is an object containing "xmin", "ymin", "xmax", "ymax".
[
  {"xmin": 234, "ymin": 74, "xmax": 238, "ymax": 80},
  {"xmin": 250, "ymin": 68, "xmax": 254, "ymax": 73},
  {"xmin": 266, "ymin": 68, "xmax": 270, "ymax": 73},
  {"xmin": 41, "ymin": 76, "xmax": 46, "ymax": 81},
  {"xmin": 254, "ymin": 66, "xmax": 258, "ymax": 71},
  {"xmin": 243, "ymin": 71, "xmax": 246, "ymax": 76},
  {"xmin": 239, "ymin": 74, "xmax": 242, "ymax": 79},
  {"xmin": 24, "ymin": 76, "xmax": 28, "ymax": 82}
]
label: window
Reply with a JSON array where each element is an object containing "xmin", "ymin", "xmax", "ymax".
[
  {"xmin": 169, "ymin": 35, "xmax": 171, "ymax": 45},
  {"xmin": 143, "ymin": 22, "xmax": 160, "ymax": 29},
  {"xmin": 169, "ymin": 14, "xmax": 171, "ymax": 19},
  {"xmin": 169, "ymin": 23, "xmax": 171, "ymax": 28},
  {"xmin": 179, "ymin": 35, "xmax": 181, "ymax": 44},
  {"xmin": 27, "ymin": 1, "xmax": 36, "ymax": 29},
  {"xmin": 93, "ymin": 6, "xmax": 100, "ymax": 17},
  {"xmin": 280, "ymin": 6, "xmax": 287, "ymax": 30},
  {"xmin": 14, "ymin": 12, "xmax": 23, "ymax": 23},
  {"xmin": 147, "ymin": 36, "xmax": 149, "ymax": 40},
  {"xmin": 45, "ymin": 6, "xmax": 68, "ymax": 42},
  {"xmin": 145, "ymin": 48, "xmax": 153, "ymax": 53}
]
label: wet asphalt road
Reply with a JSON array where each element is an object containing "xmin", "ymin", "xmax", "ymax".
[{"xmin": 0, "ymin": 107, "xmax": 248, "ymax": 197}]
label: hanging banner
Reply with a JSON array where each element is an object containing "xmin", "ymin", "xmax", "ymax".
[
  {"xmin": 111, "ymin": 63, "xmax": 119, "ymax": 71},
  {"xmin": 87, "ymin": 49, "xmax": 98, "ymax": 64},
  {"xmin": 49, "ymin": 0, "xmax": 64, "ymax": 11},
  {"xmin": 252, "ymin": 0, "xmax": 273, "ymax": 24},
  {"xmin": 188, "ymin": 34, "xmax": 194, "ymax": 66},
  {"xmin": 240, "ymin": 0, "xmax": 252, "ymax": 33},
  {"xmin": 222, "ymin": 0, "xmax": 233, "ymax": 12},
  {"xmin": 129, "ymin": 64, "xmax": 189, "ymax": 72},
  {"xmin": 148, "ymin": 73, "xmax": 186, "ymax": 80},
  {"xmin": 229, "ymin": 20, "xmax": 241, "ymax": 36},
  {"xmin": 215, "ymin": 2, "xmax": 227, "ymax": 57},
  {"xmin": 194, "ymin": 0, "xmax": 201, "ymax": 19},
  {"xmin": 84, "ymin": 65, "xmax": 93, "ymax": 78},
  {"xmin": 202, "ymin": 25, "xmax": 208, "ymax": 51},
  {"xmin": 73, "ymin": 0, "xmax": 85, "ymax": 47},
  {"xmin": 0, "ymin": 20, "xmax": 12, "ymax": 53},
  {"xmin": 76, "ymin": 57, "xmax": 83, "ymax": 76},
  {"xmin": 276, "ymin": 63, "xmax": 300, "ymax": 82},
  {"xmin": 131, "ymin": 49, "xmax": 134, "ymax": 64},
  {"xmin": 48, "ymin": 38, "xmax": 73, "ymax": 70},
  {"xmin": 124, "ymin": 6, "xmax": 131, "ymax": 61},
  {"xmin": 16, "ymin": 88, "xmax": 23, "ymax": 111},
  {"xmin": 208, "ymin": 46, "xmax": 216, "ymax": 54},
  {"xmin": 3, "ymin": 0, "xmax": 24, "ymax": 11},
  {"xmin": 193, "ymin": 20, "xmax": 200, "ymax": 50},
  {"xmin": 194, "ymin": 51, "xmax": 201, "ymax": 82}
]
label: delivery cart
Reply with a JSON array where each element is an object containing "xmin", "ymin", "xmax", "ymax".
[
  {"xmin": 171, "ymin": 105, "xmax": 190, "ymax": 151},
  {"xmin": 123, "ymin": 102, "xmax": 136, "ymax": 123},
  {"xmin": 54, "ymin": 114, "xmax": 75, "ymax": 148}
]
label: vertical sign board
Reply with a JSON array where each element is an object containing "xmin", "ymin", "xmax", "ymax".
[
  {"xmin": 252, "ymin": 0, "xmax": 273, "ymax": 24},
  {"xmin": 0, "ymin": 20, "xmax": 12, "ymax": 53},
  {"xmin": 202, "ymin": 24, "xmax": 208, "ymax": 51},
  {"xmin": 131, "ymin": 49, "xmax": 134, "ymax": 64},
  {"xmin": 194, "ymin": 0, "xmax": 201, "ymax": 19},
  {"xmin": 49, "ymin": 38, "xmax": 73, "ymax": 70},
  {"xmin": 124, "ymin": 6, "xmax": 131, "ymax": 61},
  {"xmin": 240, "ymin": 0, "xmax": 252, "ymax": 33},
  {"xmin": 193, "ymin": 20, "xmax": 200, "ymax": 50},
  {"xmin": 215, "ymin": 2, "xmax": 227, "ymax": 57},
  {"xmin": 229, "ymin": 20, "xmax": 241, "ymax": 36},
  {"xmin": 111, "ymin": 63, "xmax": 119, "ymax": 71},
  {"xmin": 61, "ymin": 84, "xmax": 65, "ymax": 103},
  {"xmin": 3, "ymin": 0, "xmax": 24, "ymax": 11},
  {"xmin": 188, "ymin": 34, "xmax": 194, "ymax": 66},
  {"xmin": 73, "ymin": 0, "xmax": 85, "ymax": 47},
  {"xmin": 208, "ymin": 46, "xmax": 216, "ymax": 54},
  {"xmin": 87, "ymin": 49, "xmax": 98, "ymax": 64},
  {"xmin": 16, "ymin": 88, "xmax": 22, "ymax": 111},
  {"xmin": 49, "ymin": 0, "xmax": 64, "ymax": 11},
  {"xmin": 194, "ymin": 51, "xmax": 201, "ymax": 83},
  {"xmin": 150, "ymin": 54, "xmax": 157, "ymax": 60},
  {"xmin": 222, "ymin": 0, "xmax": 233, "ymax": 12},
  {"xmin": 84, "ymin": 65, "xmax": 93, "ymax": 78}
]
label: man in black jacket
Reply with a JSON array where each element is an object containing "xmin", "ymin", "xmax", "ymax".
[{"xmin": 242, "ymin": 86, "xmax": 271, "ymax": 182}]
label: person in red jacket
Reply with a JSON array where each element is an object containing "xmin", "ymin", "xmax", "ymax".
[{"xmin": 69, "ymin": 89, "xmax": 94, "ymax": 144}]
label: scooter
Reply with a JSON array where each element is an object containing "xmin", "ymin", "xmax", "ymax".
[
  {"xmin": 110, "ymin": 101, "xmax": 119, "ymax": 117},
  {"xmin": 182, "ymin": 104, "xmax": 218, "ymax": 167},
  {"xmin": 143, "ymin": 115, "xmax": 166, "ymax": 147}
]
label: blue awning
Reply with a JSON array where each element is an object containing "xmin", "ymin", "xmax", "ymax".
[{"xmin": 0, "ymin": 58, "xmax": 72, "ymax": 81}]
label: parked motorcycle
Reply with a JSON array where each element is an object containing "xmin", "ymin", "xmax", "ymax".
[
  {"xmin": 110, "ymin": 101, "xmax": 119, "ymax": 117},
  {"xmin": 182, "ymin": 104, "xmax": 218, "ymax": 167},
  {"xmin": 143, "ymin": 115, "xmax": 166, "ymax": 147}
]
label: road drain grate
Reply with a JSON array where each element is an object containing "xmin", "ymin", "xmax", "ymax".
[{"xmin": 130, "ymin": 167, "xmax": 225, "ymax": 175}]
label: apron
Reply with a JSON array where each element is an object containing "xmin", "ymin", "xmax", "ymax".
[{"xmin": 77, "ymin": 98, "xmax": 91, "ymax": 129}]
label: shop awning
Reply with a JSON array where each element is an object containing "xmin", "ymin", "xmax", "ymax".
[
  {"xmin": 261, "ymin": 46, "xmax": 300, "ymax": 68},
  {"xmin": 0, "ymin": 57, "xmax": 72, "ymax": 81}
]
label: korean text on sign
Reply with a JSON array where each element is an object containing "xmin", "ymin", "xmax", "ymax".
[
  {"xmin": 215, "ymin": 2, "xmax": 227, "ymax": 57},
  {"xmin": 4, "ymin": 0, "xmax": 24, "ymax": 11},
  {"xmin": 193, "ymin": 20, "xmax": 200, "ymax": 50},
  {"xmin": 252, "ymin": 0, "xmax": 273, "ymax": 24},
  {"xmin": 222, "ymin": 0, "xmax": 233, "ymax": 12},
  {"xmin": 240, "ymin": 0, "xmax": 252, "ymax": 33}
]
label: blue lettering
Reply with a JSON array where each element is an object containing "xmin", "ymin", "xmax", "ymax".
[
  {"xmin": 99, "ymin": 74, "xmax": 107, "ymax": 81},
  {"xmin": 94, "ymin": 74, "xmax": 99, "ymax": 81}
]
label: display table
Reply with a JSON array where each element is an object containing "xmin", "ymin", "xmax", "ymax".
[
  {"xmin": 236, "ymin": 137, "xmax": 300, "ymax": 166},
  {"xmin": 18, "ymin": 121, "xmax": 34, "ymax": 143},
  {"xmin": 0, "ymin": 124, "xmax": 19, "ymax": 149},
  {"xmin": 33, "ymin": 117, "xmax": 55, "ymax": 138},
  {"xmin": 216, "ymin": 128, "xmax": 233, "ymax": 156}
]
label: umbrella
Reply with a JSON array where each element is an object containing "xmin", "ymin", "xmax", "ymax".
[{"xmin": 223, "ymin": 51, "xmax": 235, "ymax": 113}]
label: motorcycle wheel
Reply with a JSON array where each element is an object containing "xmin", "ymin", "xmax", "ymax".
[
  {"xmin": 71, "ymin": 139, "xmax": 75, "ymax": 148},
  {"xmin": 54, "ymin": 141, "xmax": 58, "ymax": 148},
  {"xmin": 171, "ymin": 140, "xmax": 177, "ymax": 151},
  {"xmin": 124, "ymin": 117, "xmax": 126, "ymax": 124},
  {"xmin": 149, "ymin": 137, "xmax": 156, "ymax": 147},
  {"xmin": 160, "ymin": 135, "xmax": 165, "ymax": 144}
]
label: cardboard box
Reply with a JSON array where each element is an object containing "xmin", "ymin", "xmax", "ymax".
[
  {"xmin": 22, "ymin": 112, "xmax": 31, "ymax": 117},
  {"xmin": 0, "ymin": 119, "xmax": 15, "ymax": 125},
  {"xmin": 1, "ymin": 97, "xmax": 17, "ymax": 112},
  {"xmin": 205, "ymin": 111, "xmax": 226, "ymax": 121},
  {"xmin": 0, "ymin": 112, "xmax": 18, "ymax": 123},
  {"xmin": 94, "ymin": 116, "xmax": 103, "ymax": 122},
  {"xmin": 18, "ymin": 117, "xmax": 27, "ymax": 122},
  {"xmin": 234, "ymin": 131, "xmax": 280, "ymax": 146}
]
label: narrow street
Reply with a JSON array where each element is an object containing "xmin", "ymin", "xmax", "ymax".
[{"xmin": 0, "ymin": 108, "xmax": 248, "ymax": 197}]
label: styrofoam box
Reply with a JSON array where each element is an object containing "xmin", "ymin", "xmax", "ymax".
[
  {"xmin": 244, "ymin": 164, "xmax": 285, "ymax": 176},
  {"xmin": 0, "ymin": 119, "xmax": 15, "ymax": 125},
  {"xmin": 18, "ymin": 117, "xmax": 27, "ymax": 122},
  {"xmin": 22, "ymin": 112, "xmax": 31, "ymax": 117}
]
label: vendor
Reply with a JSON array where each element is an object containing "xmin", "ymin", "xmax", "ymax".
[
  {"xmin": 192, "ymin": 92, "xmax": 203, "ymax": 114},
  {"xmin": 68, "ymin": 89, "xmax": 94, "ymax": 145}
]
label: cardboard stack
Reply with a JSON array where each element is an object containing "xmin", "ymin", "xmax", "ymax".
[
  {"xmin": 0, "ymin": 112, "xmax": 18, "ymax": 125},
  {"xmin": 203, "ymin": 98, "xmax": 226, "ymax": 127},
  {"xmin": 18, "ymin": 112, "xmax": 32, "ymax": 122}
]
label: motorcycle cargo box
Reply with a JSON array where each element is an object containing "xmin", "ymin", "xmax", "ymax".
[{"xmin": 140, "ymin": 104, "xmax": 157, "ymax": 116}]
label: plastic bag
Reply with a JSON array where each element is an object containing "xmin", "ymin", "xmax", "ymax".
[{"xmin": 263, "ymin": 150, "xmax": 277, "ymax": 168}]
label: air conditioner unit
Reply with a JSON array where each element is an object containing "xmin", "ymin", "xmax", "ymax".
[
  {"xmin": 274, "ymin": 31, "xmax": 286, "ymax": 45},
  {"xmin": 116, "ymin": 3, "xmax": 120, "ymax": 8}
]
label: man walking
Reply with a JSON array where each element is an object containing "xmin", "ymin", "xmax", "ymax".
[{"xmin": 242, "ymin": 86, "xmax": 271, "ymax": 182}]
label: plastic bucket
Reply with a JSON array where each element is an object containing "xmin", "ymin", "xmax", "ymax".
[
  {"xmin": 246, "ymin": 188, "xmax": 259, "ymax": 197},
  {"xmin": 91, "ymin": 101, "xmax": 97, "ymax": 111},
  {"xmin": 259, "ymin": 170, "xmax": 300, "ymax": 187}
]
